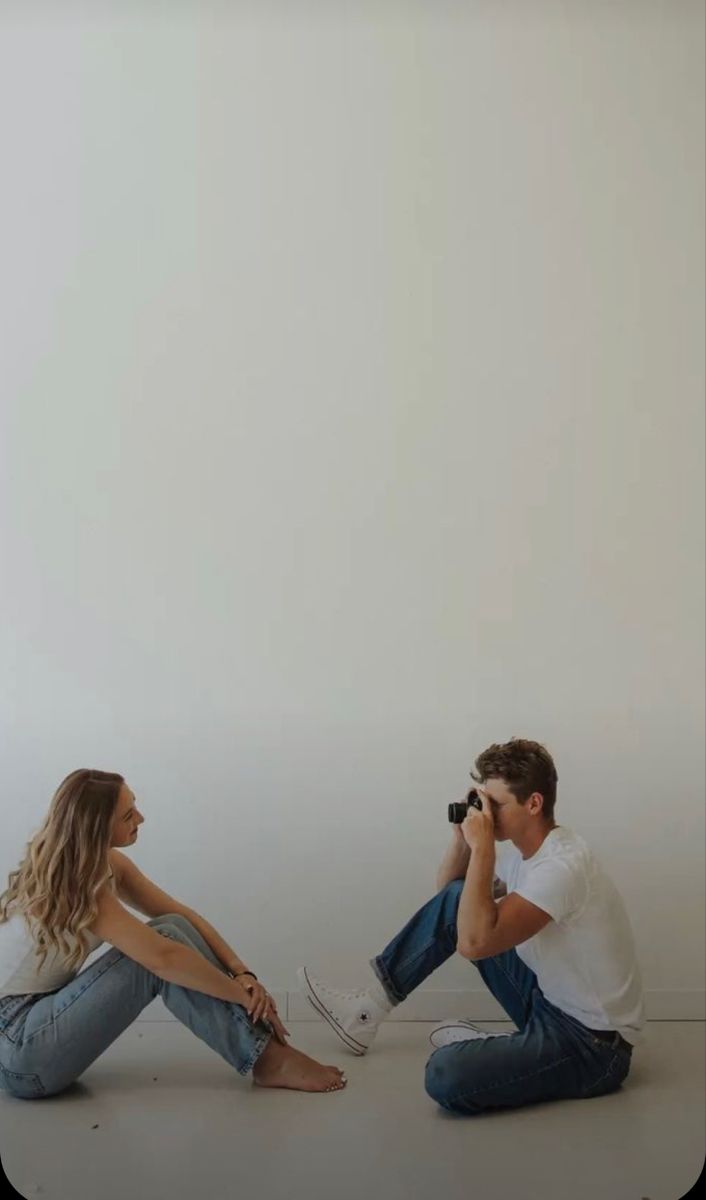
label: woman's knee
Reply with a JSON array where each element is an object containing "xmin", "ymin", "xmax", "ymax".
[{"xmin": 147, "ymin": 913, "xmax": 196, "ymax": 937}]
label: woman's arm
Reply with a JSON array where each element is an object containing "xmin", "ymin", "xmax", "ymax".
[
  {"xmin": 110, "ymin": 850, "xmax": 253, "ymax": 976},
  {"xmin": 89, "ymin": 887, "xmax": 256, "ymax": 1009}
]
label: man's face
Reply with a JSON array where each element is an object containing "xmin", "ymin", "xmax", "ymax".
[
  {"xmin": 475, "ymin": 777, "xmax": 535, "ymax": 842},
  {"xmin": 110, "ymin": 783, "xmax": 144, "ymax": 848}
]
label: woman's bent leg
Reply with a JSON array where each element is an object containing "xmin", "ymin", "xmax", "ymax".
[{"xmin": 2, "ymin": 919, "xmax": 269, "ymax": 1097}]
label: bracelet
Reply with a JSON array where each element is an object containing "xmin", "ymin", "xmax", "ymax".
[{"xmin": 234, "ymin": 970, "xmax": 257, "ymax": 981}]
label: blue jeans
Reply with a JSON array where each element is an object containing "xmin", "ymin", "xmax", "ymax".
[
  {"xmin": 0, "ymin": 914, "xmax": 272, "ymax": 1099},
  {"xmin": 371, "ymin": 879, "xmax": 633, "ymax": 1115}
]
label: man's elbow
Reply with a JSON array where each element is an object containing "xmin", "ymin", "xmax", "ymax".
[{"xmin": 457, "ymin": 939, "xmax": 484, "ymax": 962}]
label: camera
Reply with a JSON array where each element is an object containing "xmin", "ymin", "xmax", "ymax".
[{"xmin": 448, "ymin": 788, "xmax": 483, "ymax": 824}]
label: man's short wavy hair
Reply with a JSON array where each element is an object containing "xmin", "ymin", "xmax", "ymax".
[{"xmin": 471, "ymin": 737, "xmax": 558, "ymax": 824}]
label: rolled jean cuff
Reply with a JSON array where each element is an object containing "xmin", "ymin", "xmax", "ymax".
[
  {"xmin": 237, "ymin": 1024, "xmax": 272, "ymax": 1076},
  {"xmin": 369, "ymin": 957, "xmax": 404, "ymax": 1006}
]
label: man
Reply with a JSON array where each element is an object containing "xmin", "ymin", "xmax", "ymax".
[{"xmin": 298, "ymin": 737, "xmax": 644, "ymax": 1114}]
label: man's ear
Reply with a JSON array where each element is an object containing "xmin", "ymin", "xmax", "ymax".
[{"xmin": 530, "ymin": 791, "xmax": 545, "ymax": 816}]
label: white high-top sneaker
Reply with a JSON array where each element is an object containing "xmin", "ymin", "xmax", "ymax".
[
  {"xmin": 296, "ymin": 967, "xmax": 392, "ymax": 1055},
  {"xmin": 429, "ymin": 1018, "xmax": 515, "ymax": 1049}
]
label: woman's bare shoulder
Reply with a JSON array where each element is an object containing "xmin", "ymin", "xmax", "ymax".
[{"xmin": 107, "ymin": 849, "xmax": 130, "ymax": 886}]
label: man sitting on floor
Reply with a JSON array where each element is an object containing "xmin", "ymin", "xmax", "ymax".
[{"xmin": 298, "ymin": 736, "xmax": 644, "ymax": 1115}]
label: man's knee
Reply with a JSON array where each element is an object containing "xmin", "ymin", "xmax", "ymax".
[
  {"xmin": 424, "ymin": 1048, "xmax": 482, "ymax": 1114},
  {"xmin": 424, "ymin": 1049, "xmax": 460, "ymax": 1107}
]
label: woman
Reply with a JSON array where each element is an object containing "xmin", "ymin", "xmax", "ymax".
[{"xmin": 0, "ymin": 769, "xmax": 347, "ymax": 1098}]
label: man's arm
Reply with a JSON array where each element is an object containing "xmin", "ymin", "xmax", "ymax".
[
  {"xmin": 456, "ymin": 842, "xmax": 498, "ymax": 955},
  {"xmin": 436, "ymin": 829, "xmax": 506, "ymax": 898},
  {"xmin": 436, "ymin": 827, "xmax": 471, "ymax": 891}
]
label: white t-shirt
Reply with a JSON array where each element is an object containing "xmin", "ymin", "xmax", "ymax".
[{"xmin": 495, "ymin": 826, "xmax": 645, "ymax": 1046}]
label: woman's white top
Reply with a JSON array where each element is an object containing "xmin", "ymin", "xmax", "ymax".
[{"xmin": 0, "ymin": 870, "xmax": 115, "ymax": 998}]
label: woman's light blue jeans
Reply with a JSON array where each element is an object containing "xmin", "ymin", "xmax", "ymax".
[
  {"xmin": 0, "ymin": 914, "xmax": 272, "ymax": 1099},
  {"xmin": 371, "ymin": 879, "xmax": 633, "ymax": 1115}
]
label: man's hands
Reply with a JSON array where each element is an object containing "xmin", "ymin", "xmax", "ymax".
[{"xmin": 460, "ymin": 787, "xmax": 496, "ymax": 853}]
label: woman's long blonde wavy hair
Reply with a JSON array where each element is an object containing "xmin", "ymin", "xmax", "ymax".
[{"xmin": 0, "ymin": 768, "xmax": 125, "ymax": 973}]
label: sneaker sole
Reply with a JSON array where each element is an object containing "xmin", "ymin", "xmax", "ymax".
[
  {"xmin": 428, "ymin": 1021, "xmax": 486, "ymax": 1048},
  {"xmin": 429, "ymin": 1023, "xmax": 513, "ymax": 1048},
  {"xmin": 298, "ymin": 968, "xmax": 371, "ymax": 1056},
  {"xmin": 429, "ymin": 1032, "xmax": 480, "ymax": 1049}
]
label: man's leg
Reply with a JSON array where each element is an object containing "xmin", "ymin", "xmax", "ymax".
[
  {"xmin": 370, "ymin": 883, "xmax": 633, "ymax": 1112},
  {"xmin": 371, "ymin": 880, "xmax": 539, "ymax": 1030},
  {"xmin": 369, "ymin": 879, "xmax": 468, "ymax": 1003},
  {"xmin": 424, "ymin": 998, "xmax": 633, "ymax": 1115},
  {"xmin": 299, "ymin": 880, "xmax": 539, "ymax": 1053}
]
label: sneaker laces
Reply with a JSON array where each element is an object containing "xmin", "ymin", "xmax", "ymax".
[
  {"xmin": 320, "ymin": 983, "xmax": 371, "ymax": 1002},
  {"xmin": 318, "ymin": 983, "xmax": 378, "ymax": 1022}
]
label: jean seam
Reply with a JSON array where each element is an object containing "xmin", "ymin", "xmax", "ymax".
[
  {"xmin": 22, "ymin": 949, "xmax": 149, "ymax": 1045},
  {"xmin": 386, "ymin": 921, "xmax": 460, "ymax": 999},
  {"xmin": 237, "ymin": 1029, "xmax": 271, "ymax": 1076},
  {"xmin": 438, "ymin": 1049, "xmax": 576, "ymax": 1106},
  {"xmin": 581, "ymin": 1051, "xmax": 625, "ymax": 1096},
  {"xmin": 479, "ymin": 956, "xmax": 535, "ymax": 1021}
]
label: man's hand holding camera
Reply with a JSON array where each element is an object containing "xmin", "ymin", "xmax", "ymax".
[{"xmin": 460, "ymin": 788, "xmax": 495, "ymax": 854}]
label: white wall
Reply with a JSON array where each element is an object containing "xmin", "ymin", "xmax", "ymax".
[{"xmin": 1, "ymin": 1, "xmax": 704, "ymax": 1017}]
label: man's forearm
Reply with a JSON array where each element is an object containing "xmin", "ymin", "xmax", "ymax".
[
  {"xmin": 180, "ymin": 908, "xmax": 252, "ymax": 977},
  {"xmin": 457, "ymin": 845, "xmax": 498, "ymax": 953},
  {"xmin": 436, "ymin": 836, "xmax": 471, "ymax": 891}
]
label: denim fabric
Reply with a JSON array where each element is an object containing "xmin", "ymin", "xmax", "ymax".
[
  {"xmin": 371, "ymin": 879, "xmax": 633, "ymax": 1115},
  {"xmin": 0, "ymin": 913, "xmax": 271, "ymax": 1099}
]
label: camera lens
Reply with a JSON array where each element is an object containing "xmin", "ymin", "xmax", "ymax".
[{"xmin": 448, "ymin": 789, "xmax": 482, "ymax": 824}]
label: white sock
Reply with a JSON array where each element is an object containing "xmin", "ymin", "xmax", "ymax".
[{"xmin": 365, "ymin": 970, "xmax": 395, "ymax": 1014}]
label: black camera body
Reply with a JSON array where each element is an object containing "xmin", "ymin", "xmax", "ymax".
[{"xmin": 448, "ymin": 788, "xmax": 483, "ymax": 824}]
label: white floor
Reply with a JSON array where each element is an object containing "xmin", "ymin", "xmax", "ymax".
[{"xmin": 1, "ymin": 1021, "xmax": 703, "ymax": 1200}]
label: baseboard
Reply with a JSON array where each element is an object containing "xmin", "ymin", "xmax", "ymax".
[{"xmin": 134, "ymin": 988, "xmax": 706, "ymax": 1022}]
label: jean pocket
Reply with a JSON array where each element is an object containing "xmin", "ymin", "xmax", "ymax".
[
  {"xmin": 0, "ymin": 995, "xmax": 35, "ymax": 1044},
  {"xmin": 0, "ymin": 1062, "xmax": 46, "ymax": 1099},
  {"xmin": 581, "ymin": 1043, "xmax": 631, "ymax": 1098}
]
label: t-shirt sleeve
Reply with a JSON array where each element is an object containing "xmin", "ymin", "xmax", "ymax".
[{"xmin": 514, "ymin": 859, "xmax": 588, "ymax": 923}]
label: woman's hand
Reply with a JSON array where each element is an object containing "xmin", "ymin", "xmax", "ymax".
[
  {"xmin": 236, "ymin": 975, "xmax": 271, "ymax": 1023},
  {"xmin": 235, "ymin": 975, "xmax": 290, "ymax": 1041}
]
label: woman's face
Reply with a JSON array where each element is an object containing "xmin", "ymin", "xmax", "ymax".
[{"xmin": 110, "ymin": 783, "xmax": 144, "ymax": 848}]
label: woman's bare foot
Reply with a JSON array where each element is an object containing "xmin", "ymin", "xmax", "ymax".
[{"xmin": 252, "ymin": 1038, "xmax": 347, "ymax": 1093}]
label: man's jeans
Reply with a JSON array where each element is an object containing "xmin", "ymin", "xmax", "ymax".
[
  {"xmin": 0, "ymin": 914, "xmax": 271, "ymax": 1099},
  {"xmin": 371, "ymin": 879, "xmax": 633, "ymax": 1115}
]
